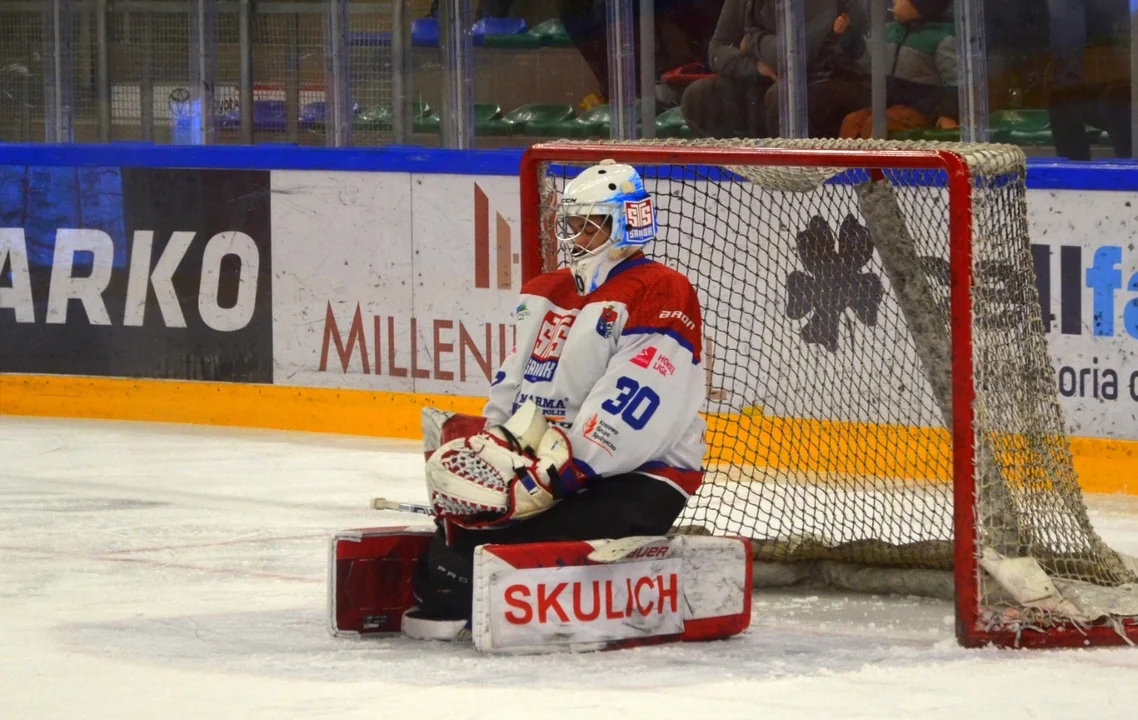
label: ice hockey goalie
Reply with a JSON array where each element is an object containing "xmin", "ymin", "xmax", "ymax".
[{"xmin": 328, "ymin": 161, "xmax": 751, "ymax": 653}]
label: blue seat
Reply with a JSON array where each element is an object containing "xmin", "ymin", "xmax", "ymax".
[
  {"xmin": 300, "ymin": 100, "xmax": 361, "ymax": 129},
  {"xmin": 412, "ymin": 17, "xmax": 438, "ymax": 47},
  {"xmin": 472, "ymin": 17, "xmax": 526, "ymax": 46},
  {"xmin": 217, "ymin": 100, "xmax": 288, "ymax": 131}
]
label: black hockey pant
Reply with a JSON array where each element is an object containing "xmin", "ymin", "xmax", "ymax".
[{"xmin": 411, "ymin": 473, "xmax": 688, "ymax": 621}]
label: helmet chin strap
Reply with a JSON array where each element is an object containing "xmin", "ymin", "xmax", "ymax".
[{"xmin": 568, "ymin": 240, "xmax": 634, "ymax": 295}]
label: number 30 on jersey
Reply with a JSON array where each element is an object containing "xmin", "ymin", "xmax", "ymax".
[{"xmin": 601, "ymin": 376, "xmax": 660, "ymax": 430}]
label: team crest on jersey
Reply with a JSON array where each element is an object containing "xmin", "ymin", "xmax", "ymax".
[
  {"xmin": 596, "ymin": 305, "xmax": 619, "ymax": 338},
  {"xmin": 523, "ymin": 310, "xmax": 575, "ymax": 382}
]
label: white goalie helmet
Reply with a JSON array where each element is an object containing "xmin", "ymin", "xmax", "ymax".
[{"xmin": 555, "ymin": 159, "xmax": 657, "ymax": 294}]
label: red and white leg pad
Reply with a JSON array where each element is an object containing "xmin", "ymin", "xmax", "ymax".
[
  {"xmin": 471, "ymin": 534, "xmax": 752, "ymax": 654},
  {"xmin": 328, "ymin": 528, "xmax": 751, "ymax": 651},
  {"xmin": 327, "ymin": 527, "xmax": 434, "ymax": 637}
]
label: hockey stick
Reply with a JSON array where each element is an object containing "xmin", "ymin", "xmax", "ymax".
[{"xmin": 371, "ymin": 497, "xmax": 434, "ymax": 516}]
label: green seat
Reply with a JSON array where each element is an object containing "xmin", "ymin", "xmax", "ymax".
[
  {"xmin": 412, "ymin": 103, "xmax": 503, "ymax": 134},
  {"xmin": 356, "ymin": 100, "xmax": 431, "ymax": 131},
  {"xmin": 528, "ymin": 18, "xmax": 574, "ymax": 47},
  {"xmin": 529, "ymin": 103, "xmax": 611, "ymax": 137},
  {"xmin": 483, "ymin": 18, "xmax": 574, "ymax": 49},
  {"xmin": 991, "ymin": 109, "xmax": 1050, "ymax": 132},
  {"xmin": 482, "ymin": 33, "xmax": 542, "ymax": 49},
  {"xmin": 481, "ymin": 103, "xmax": 575, "ymax": 136},
  {"xmin": 474, "ymin": 103, "xmax": 504, "ymax": 131},
  {"xmin": 655, "ymin": 105, "xmax": 690, "ymax": 138},
  {"xmin": 991, "ymin": 109, "xmax": 1101, "ymax": 146},
  {"xmin": 532, "ymin": 104, "xmax": 660, "ymax": 139},
  {"xmin": 1003, "ymin": 128, "xmax": 1102, "ymax": 146}
]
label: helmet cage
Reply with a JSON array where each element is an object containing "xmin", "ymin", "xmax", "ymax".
[{"xmin": 555, "ymin": 201, "xmax": 619, "ymax": 264}]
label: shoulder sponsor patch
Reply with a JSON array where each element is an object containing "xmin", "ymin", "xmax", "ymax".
[{"xmin": 629, "ymin": 346, "xmax": 657, "ymax": 368}]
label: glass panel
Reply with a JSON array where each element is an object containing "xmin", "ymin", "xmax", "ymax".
[
  {"xmin": 0, "ymin": 4, "xmax": 46, "ymax": 142},
  {"xmin": 987, "ymin": 0, "xmax": 1133, "ymax": 159},
  {"xmin": 674, "ymin": 0, "xmax": 877, "ymax": 141}
]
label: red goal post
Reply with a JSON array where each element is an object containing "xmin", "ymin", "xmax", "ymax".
[{"xmin": 518, "ymin": 139, "xmax": 1138, "ymax": 649}]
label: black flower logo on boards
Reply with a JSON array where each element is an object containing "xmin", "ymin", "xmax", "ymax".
[{"xmin": 786, "ymin": 214, "xmax": 884, "ymax": 352}]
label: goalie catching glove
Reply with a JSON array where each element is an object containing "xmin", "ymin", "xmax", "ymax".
[{"xmin": 424, "ymin": 400, "xmax": 573, "ymax": 529}]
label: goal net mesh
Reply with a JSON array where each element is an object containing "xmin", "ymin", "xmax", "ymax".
[{"xmin": 532, "ymin": 138, "xmax": 1138, "ymax": 638}]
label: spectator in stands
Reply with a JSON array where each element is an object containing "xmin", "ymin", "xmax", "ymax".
[
  {"xmin": 683, "ymin": 0, "xmax": 872, "ymax": 139},
  {"xmin": 680, "ymin": 0, "xmax": 776, "ymax": 137},
  {"xmin": 1045, "ymin": 0, "xmax": 1132, "ymax": 159},
  {"xmin": 839, "ymin": 0, "xmax": 958, "ymax": 139},
  {"xmin": 558, "ymin": 0, "xmax": 724, "ymax": 112}
]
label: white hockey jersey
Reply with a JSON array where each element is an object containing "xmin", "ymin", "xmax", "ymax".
[{"xmin": 484, "ymin": 254, "xmax": 707, "ymax": 498}]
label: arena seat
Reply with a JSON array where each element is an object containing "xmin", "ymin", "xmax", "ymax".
[
  {"xmin": 300, "ymin": 100, "xmax": 362, "ymax": 130},
  {"xmin": 528, "ymin": 104, "xmax": 607, "ymax": 137},
  {"xmin": 483, "ymin": 18, "xmax": 572, "ymax": 49},
  {"xmin": 414, "ymin": 103, "xmax": 503, "ymax": 134},
  {"xmin": 889, "ymin": 109, "xmax": 1104, "ymax": 147},
  {"xmin": 472, "ymin": 17, "xmax": 526, "ymax": 46},
  {"xmin": 528, "ymin": 18, "xmax": 575, "ymax": 47},
  {"xmin": 412, "ymin": 17, "xmax": 438, "ymax": 47},
  {"xmin": 355, "ymin": 101, "xmax": 431, "ymax": 131},
  {"xmin": 654, "ymin": 106, "xmax": 691, "ymax": 138},
  {"xmin": 480, "ymin": 103, "xmax": 575, "ymax": 136},
  {"xmin": 217, "ymin": 100, "xmax": 290, "ymax": 131}
]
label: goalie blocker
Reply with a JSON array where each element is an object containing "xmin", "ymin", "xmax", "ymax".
[{"xmin": 328, "ymin": 529, "xmax": 752, "ymax": 653}]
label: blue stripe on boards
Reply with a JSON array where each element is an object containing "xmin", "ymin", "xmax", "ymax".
[{"xmin": 3, "ymin": 143, "xmax": 1137, "ymax": 190}]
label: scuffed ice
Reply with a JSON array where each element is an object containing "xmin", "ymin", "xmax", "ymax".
[{"xmin": 2, "ymin": 416, "xmax": 1138, "ymax": 720}]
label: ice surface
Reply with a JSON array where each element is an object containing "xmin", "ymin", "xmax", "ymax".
[{"xmin": 2, "ymin": 415, "xmax": 1137, "ymax": 720}]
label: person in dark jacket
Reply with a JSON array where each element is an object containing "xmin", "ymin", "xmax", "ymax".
[
  {"xmin": 682, "ymin": 0, "xmax": 872, "ymax": 139},
  {"xmin": 558, "ymin": 0, "xmax": 724, "ymax": 111},
  {"xmin": 840, "ymin": 0, "xmax": 958, "ymax": 138},
  {"xmin": 1045, "ymin": 0, "xmax": 1132, "ymax": 159}
]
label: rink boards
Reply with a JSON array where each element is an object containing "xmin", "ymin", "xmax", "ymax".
[{"xmin": 0, "ymin": 145, "xmax": 1136, "ymax": 494}]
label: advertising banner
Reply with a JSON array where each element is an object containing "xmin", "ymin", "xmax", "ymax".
[
  {"xmin": 263, "ymin": 169, "xmax": 1136, "ymax": 442},
  {"xmin": 1028, "ymin": 189, "xmax": 1138, "ymax": 440},
  {"xmin": 0, "ymin": 166, "xmax": 273, "ymax": 381},
  {"xmin": 271, "ymin": 171, "xmax": 518, "ymax": 395}
]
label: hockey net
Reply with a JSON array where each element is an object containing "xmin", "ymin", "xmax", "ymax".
[{"xmin": 520, "ymin": 138, "xmax": 1138, "ymax": 648}]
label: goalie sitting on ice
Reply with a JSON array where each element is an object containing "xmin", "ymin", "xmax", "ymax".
[{"xmin": 407, "ymin": 160, "xmax": 708, "ymax": 640}]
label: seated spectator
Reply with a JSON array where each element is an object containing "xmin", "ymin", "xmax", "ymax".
[
  {"xmin": 684, "ymin": 0, "xmax": 872, "ymax": 140},
  {"xmin": 559, "ymin": 0, "xmax": 723, "ymax": 113},
  {"xmin": 839, "ymin": 0, "xmax": 958, "ymax": 139},
  {"xmin": 681, "ymin": 0, "xmax": 775, "ymax": 138}
]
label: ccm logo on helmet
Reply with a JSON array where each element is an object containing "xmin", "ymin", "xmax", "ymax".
[{"xmin": 659, "ymin": 310, "xmax": 695, "ymax": 330}]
